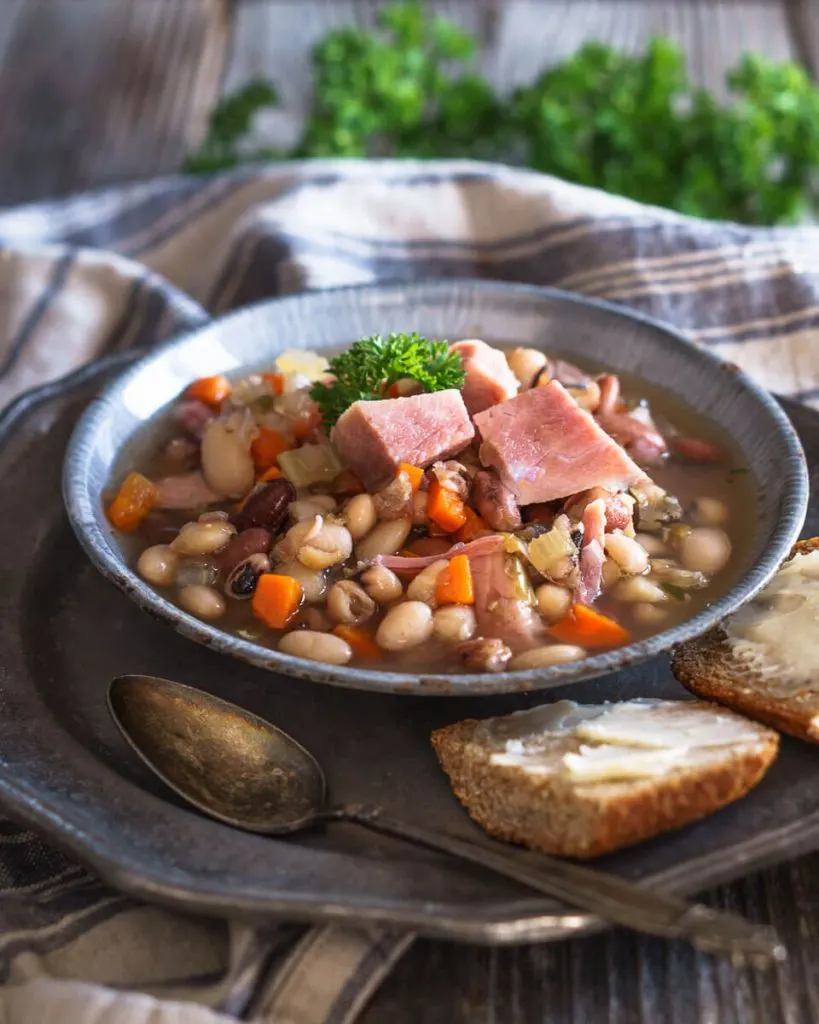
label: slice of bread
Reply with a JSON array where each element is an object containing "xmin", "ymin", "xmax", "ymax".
[
  {"xmin": 672, "ymin": 538, "xmax": 819, "ymax": 744},
  {"xmin": 431, "ymin": 700, "xmax": 778, "ymax": 859}
]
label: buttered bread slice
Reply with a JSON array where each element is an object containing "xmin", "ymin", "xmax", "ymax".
[
  {"xmin": 431, "ymin": 699, "xmax": 778, "ymax": 859},
  {"xmin": 673, "ymin": 538, "xmax": 819, "ymax": 743}
]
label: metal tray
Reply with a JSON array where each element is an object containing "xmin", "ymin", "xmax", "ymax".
[{"xmin": 4, "ymin": 354, "xmax": 819, "ymax": 945}]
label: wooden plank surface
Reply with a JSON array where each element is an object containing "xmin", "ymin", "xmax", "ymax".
[{"xmin": 0, "ymin": 0, "xmax": 229, "ymax": 206}]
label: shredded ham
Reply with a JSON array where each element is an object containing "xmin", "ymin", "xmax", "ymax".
[
  {"xmin": 377, "ymin": 534, "xmax": 503, "ymax": 575},
  {"xmin": 576, "ymin": 497, "xmax": 606, "ymax": 606},
  {"xmin": 595, "ymin": 375, "xmax": 667, "ymax": 466},
  {"xmin": 470, "ymin": 547, "xmax": 541, "ymax": 650},
  {"xmin": 154, "ymin": 471, "xmax": 221, "ymax": 509}
]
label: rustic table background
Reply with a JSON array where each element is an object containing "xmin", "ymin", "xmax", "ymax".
[{"xmin": 2, "ymin": 2, "xmax": 819, "ymax": 1021}]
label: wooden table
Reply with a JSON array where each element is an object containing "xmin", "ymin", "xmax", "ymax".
[{"xmin": 2, "ymin": 2, "xmax": 819, "ymax": 1021}]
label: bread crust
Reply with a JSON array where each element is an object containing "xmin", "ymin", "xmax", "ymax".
[
  {"xmin": 672, "ymin": 538, "xmax": 819, "ymax": 744},
  {"xmin": 431, "ymin": 704, "xmax": 778, "ymax": 859}
]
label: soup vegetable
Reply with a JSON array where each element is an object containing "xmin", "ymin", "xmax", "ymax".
[{"xmin": 106, "ymin": 334, "xmax": 743, "ymax": 673}]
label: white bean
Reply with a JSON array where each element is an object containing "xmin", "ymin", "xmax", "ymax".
[
  {"xmin": 170, "ymin": 520, "xmax": 236, "ymax": 556},
  {"xmin": 137, "ymin": 544, "xmax": 178, "ymax": 586},
  {"xmin": 327, "ymin": 580, "xmax": 376, "ymax": 625},
  {"xmin": 635, "ymin": 533, "xmax": 666, "ymax": 557},
  {"xmin": 612, "ymin": 576, "xmax": 667, "ymax": 603},
  {"xmin": 355, "ymin": 517, "xmax": 411, "ymax": 562},
  {"xmin": 632, "ymin": 603, "xmax": 669, "ymax": 628},
  {"xmin": 299, "ymin": 521, "xmax": 353, "ymax": 570},
  {"xmin": 343, "ymin": 493, "xmax": 377, "ymax": 540},
  {"xmin": 376, "ymin": 601, "xmax": 434, "ymax": 651},
  {"xmin": 278, "ymin": 630, "xmax": 352, "ymax": 665},
  {"xmin": 406, "ymin": 559, "xmax": 449, "ymax": 607},
  {"xmin": 308, "ymin": 493, "xmax": 337, "ymax": 512},
  {"xmin": 361, "ymin": 564, "xmax": 403, "ymax": 603},
  {"xmin": 200, "ymin": 411, "xmax": 256, "ymax": 497},
  {"xmin": 600, "ymin": 557, "xmax": 621, "ymax": 590},
  {"xmin": 535, "ymin": 583, "xmax": 572, "ymax": 623},
  {"xmin": 679, "ymin": 527, "xmax": 732, "ymax": 574},
  {"xmin": 179, "ymin": 584, "xmax": 226, "ymax": 620},
  {"xmin": 604, "ymin": 532, "xmax": 649, "ymax": 575},
  {"xmin": 290, "ymin": 498, "xmax": 333, "ymax": 522},
  {"xmin": 433, "ymin": 605, "xmax": 476, "ymax": 643},
  {"xmin": 275, "ymin": 561, "xmax": 328, "ymax": 603},
  {"xmin": 690, "ymin": 497, "xmax": 728, "ymax": 527},
  {"xmin": 510, "ymin": 645, "xmax": 586, "ymax": 670},
  {"xmin": 506, "ymin": 346, "xmax": 547, "ymax": 389}
]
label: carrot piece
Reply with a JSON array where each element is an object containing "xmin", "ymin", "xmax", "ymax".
[
  {"xmin": 262, "ymin": 372, "xmax": 285, "ymax": 395},
  {"xmin": 436, "ymin": 554, "xmax": 475, "ymax": 606},
  {"xmin": 549, "ymin": 604, "xmax": 631, "ymax": 649},
  {"xmin": 333, "ymin": 624, "xmax": 382, "ymax": 661},
  {"xmin": 257, "ymin": 466, "xmax": 282, "ymax": 483},
  {"xmin": 252, "ymin": 574, "xmax": 303, "ymax": 630},
  {"xmin": 186, "ymin": 374, "xmax": 231, "ymax": 409},
  {"xmin": 427, "ymin": 478, "xmax": 467, "ymax": 533},
  {"xmin": 454, "ymin": 507, "xmax": 488, "ymax": 543},
  {"xmin": 398, "ymin": 463, "xmax": 424, "ymax": 493},
  {"xmin": 251, "ymin": 427, "xmax": 293, "ymax": 472},
  {"xmin": 106, "ymin": 472, "xmax": 157, "ymax": 532}
]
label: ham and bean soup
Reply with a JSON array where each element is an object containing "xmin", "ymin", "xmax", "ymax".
[{"xmin": 106, "ymin": 336, "xmax": 750, "ymax": 673}]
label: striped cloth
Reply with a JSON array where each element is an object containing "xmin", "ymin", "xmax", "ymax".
[{"xmin": 0, "ymin": 158, "xmax": 818, "ymax": 1021}]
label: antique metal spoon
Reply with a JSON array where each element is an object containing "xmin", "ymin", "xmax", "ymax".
[{"xmin": 107, "ymin": 674, "xmax": 785, "ymax": 966}]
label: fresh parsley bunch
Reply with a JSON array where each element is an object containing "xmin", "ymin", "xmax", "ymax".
[
  {"xmin": 185, "ymin": 1, "xmax": 819, "ymax": 226},
  {"xmin": 310, "ymin": 333, "xmax": 465, "ymax": 429}
]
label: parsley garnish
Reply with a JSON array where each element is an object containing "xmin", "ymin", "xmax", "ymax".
[
  {"xmin": 186, "ymin": 2, "xmax": 819, "ymax": 226},
  {"xmin": 310, "ymin": 332, "xmax": 464, "ymax": 430}
]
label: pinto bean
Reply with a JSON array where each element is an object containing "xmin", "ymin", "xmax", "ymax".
[
  {"xmin": 355, "ymin": 518, "xmax": 411, "ymax": 562},
  {"xmin": 137, "ymin": 545, "xmax": 178, "ymax": 586},
  {"xmin": 231, "ymin": 478, "xmax": 296, "ymax": 533},
  {"xmin": 510, "ymin": 644, "xmax": 586, "ymax": 670},
  {"xmin": 170, "ymin": 519, "xmax": 236, "ymax": 556},
  {"xmin": 343, "ymin": 494, "xmax": 377, "ymax": 540},
  {"xmin": 376, "ymin": 601, "xmax": 434, "ymax": 651},
  {"xmin": 179, "ymin": 584, "xmax": 226, "ymax": 620},
  {"xmin": 215, "ymin": 527, "xmax": 272, "ymax": 574}
]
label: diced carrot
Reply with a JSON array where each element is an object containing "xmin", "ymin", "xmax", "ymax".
[
  {"xmin": 185, "ymin": 374, "xmax": 231, "ymax": 409},
  {"xmin": 252, "ymin": 574, "xmax": 303, "ymax": 630},
  {"xmin": 397, "ymin": 463, "xmax": 424, "ymax": 493},
  {"xmin": 454, "ymin": 507, "xmax": 488, "ymax": 543},
  {"xmin": 436, "ymin": 554, "xmax": 475, "ymax": 606},
  {"xmin": 333, "ymin": 624, "xmax": 382, "ymax": 661},
  {"xmin": 332, "ymin": 469, "xmax": 365, "ymax": 495},
  {"xmin": 257, "ymin": 466, "xmax": 282, "ymax": 483},
  {"xmin": 251, "ymin": 427, "xmax": 293, "ymax": 472},
  {"xmin": 669, "ymin": 436, "xmax": 725, "ymax": 464},
  {"xmin": 549, "ymin": 604, "xmax": 631, "ymax": 649},
  {"xmin": 106, "ymin": 472, "xmax": 157, "ymax": 532},
  {"xmin": 427, "ymin": 478, "xmax": 467, "ymax": 533},
  {"xmin": 262, "ymin": 372, "xmax": 285, "ymax": 395},
  {"xmin": 407, "ymin": 536, "xmax": 452, "ymax": 557}
]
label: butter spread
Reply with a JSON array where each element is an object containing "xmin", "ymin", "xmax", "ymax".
[
  {"xmin": 725, "ymin": 549, "xmax": 819, "ymax": 685},
  {"xmin": 486, "ymin": 698, "xmax": 763, "ymax": 784}
]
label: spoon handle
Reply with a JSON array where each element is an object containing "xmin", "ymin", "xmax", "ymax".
[{"xmin": 336, "ymin": 804, "xmax": 785, "ymax": 966}]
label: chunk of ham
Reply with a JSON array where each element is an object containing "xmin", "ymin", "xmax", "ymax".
[
  {"xmin": 564, "ymin": 487, "xmax": 635, "ymax": 533},
  {"xmin": 330, "ymin": 390, "xmax": 474, "ymax": 491},
  {"xmin": 469, "ymin": 544, "xmax": 541, "ymax": 651},
  {"xmin": 154, "ymin": 471, "xmax": 221, "ymax": 510},
  {"xmin": 474, "ymin": 382, "xmax": 643, "ymax": 505},
  {"xmin": 173, "ymin": 399, "xmax": 213, "ymax": 440},
  {"xmin": 596, "ymin": 375, "xmax": 667, "ymax": 466},
  {"xmin": 450, "ymin": 339, "xmax": 518, "ymax": 416},
  {"xmin": 576, "ymin": 497, "xmax": 606, "ymax": 606},
  {"xmin": 473, "ymin": 470, "xmax": 521, "ymax": 531},
  {"xmin": 378, "ymin": 534, "xmax": 502, "ymax": 575}
]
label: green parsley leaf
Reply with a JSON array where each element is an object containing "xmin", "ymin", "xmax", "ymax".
[{"xmin": 310, "ymin": 332, "xmax": 465, "ymax": 430}]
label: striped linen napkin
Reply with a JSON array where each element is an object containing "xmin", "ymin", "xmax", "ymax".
[{"xmin": 0, "ymin": 159, "xmax": 817, "ymax": 1021}]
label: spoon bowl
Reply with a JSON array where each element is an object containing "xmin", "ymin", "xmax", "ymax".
[
  {"xmin": 107, "ymin": 673, "xmax": 786, "ymax": 966},
  {"xmin": 108, "ymin": 674, "xmax": 325, "ymax": 832}
]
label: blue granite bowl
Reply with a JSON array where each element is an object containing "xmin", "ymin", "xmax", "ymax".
[{"xmin": 63, "ymin": 280, "xmax": 808, "ymax": 695}]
